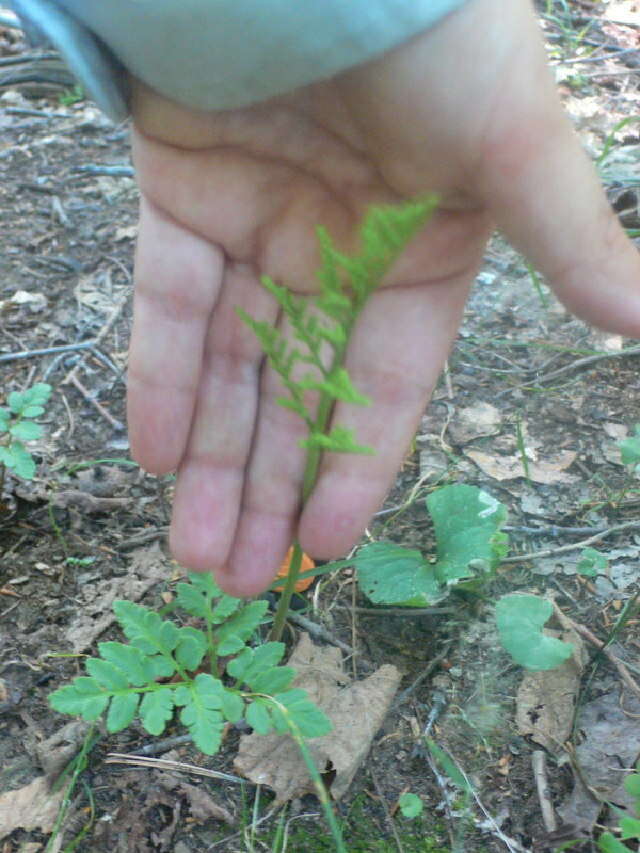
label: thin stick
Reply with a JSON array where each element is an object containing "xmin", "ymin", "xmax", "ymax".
[
  {"xmin": 286, "ymin": 611, "xmax": 353, "ymax": 655},
  {"xmin": 104, "ymin": 753, "xmax": 247, "ymax": 785},
  {"xmin": 0, "ymin": 342, "xmax": 93, "ymax": 363},
  {"xmin": 532, "ymin": 751, "xmax": 557, "ymax": 833},
  {"xmin": 67, "ymin": 374, "xmax": 124, "ymax": 431},
  {"xmin": 369, "ymin": 766, "xmax": 405, "ymax": 853},
  {"xmin": 502, "ymin": 519, "xmax": 640, "ymax": 564}
]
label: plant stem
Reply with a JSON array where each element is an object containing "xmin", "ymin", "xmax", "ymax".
[{"xmin": 269, "ymin": 386, "xmax": 335, "ymax": 643}]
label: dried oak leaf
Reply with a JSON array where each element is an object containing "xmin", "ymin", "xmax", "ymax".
[
  {"xmin": 516, "ymin": 622, "xmax": 587, "ymax": 754},
  {"xmin": 234, "ymin": 633, "xmax": 401, "ymax": 803},
  {"xmin": 465, "ymin": 448, "xmax": 577, "ymax": 484},
  {"xmin": 0, "ymin": 776, "xmax": 65, "ymax": 841}
]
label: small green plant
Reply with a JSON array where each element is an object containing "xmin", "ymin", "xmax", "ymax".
[
  {"xmin": 238, "ymin": 196, "xmax": 438, "ymax": 639},
  {"xmin": 0, "ymin": 382, "xmax": 51, "ymax": 482},
  {"xmin": 619, "ymin": 424, "xmax": 640, "ymax": 474},
  {"xmin": 597, "ymin": 764, "xmax": 640, "ymax": 852},
  {"xmin": 50, "ymin": 573, "xmax": 331, "ymax": 754},
  {"xmin": 495, "ymin": 594, "xmax": 573, "ymax": 670},
  {"xmin": 59, "ymin": 84, "xmax": 85, "ymax": 107},
  {"xmin": 576, "ymin": 546, "xmax": 608, "ymax": 578},
  {"xmin": 354, "ymin": 484, "xmax": 509, "ymax": 607},
  {"xmin": 398, "ymin": 792, "xmax": 424, "ymax": 819}
]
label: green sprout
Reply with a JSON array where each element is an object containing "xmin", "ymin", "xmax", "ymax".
[
  {"xmin": 238, "ymin": 197, "xmax": 438, "ymax": 640},
  {"xmin": 0, "ymin": 382, "xmax": 51, "ymax": 484}
]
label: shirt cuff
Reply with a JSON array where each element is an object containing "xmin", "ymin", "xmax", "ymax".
[{"xmin": 10, "ymin": 0, "xmax": 467, "ymax": 121}]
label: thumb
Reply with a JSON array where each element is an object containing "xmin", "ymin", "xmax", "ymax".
[{"xmin": 472, "ymin": 10, "xmax": 640, "ymax": 335}]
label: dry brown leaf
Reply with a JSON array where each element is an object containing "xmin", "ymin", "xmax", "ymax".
[
  {"xmin": 448, "ymin": 402, "xmax": 502, "ymax": 445},
  {"xmin": 605, "ymin": 1, "xmax": 640, "ymax": 25},
  {"xmin": 516, "ymin": 623, "xmax": 587, "ymax": 754},
  {"xmin": 465, "ymin": 448, "xmax": 577, "ymax": 484},
  {"xmin": 234, "ymin": 633, "xmax": 401, "ymax": 803},
  {"xmin": 65, "ymin": 542, "xmax": 170, "ymax": 652},
  {"xmin": 156, "ymin": 773, "xmax": 234, "ymax": 825},
  {"xmin": 558, "ymin": 689, "xmax": 640, "ymax": 835},
  {"xmin": 0, "ymin": 776, "xmax": 65, "ymax": 841}
]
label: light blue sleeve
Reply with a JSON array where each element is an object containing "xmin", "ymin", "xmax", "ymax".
[{"xmin": 9, "ymin": 0, "xmax": 467, "ymax": 122}]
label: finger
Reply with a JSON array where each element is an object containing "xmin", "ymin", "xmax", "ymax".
[
  {"xmin": 217, "ymin": 320, "xmax": 316, "ymax": 597},
  {"xmin": 127, "ymin": 197, "xmax": 224, "ymax": 474},
  {"xmin": 299, "ymin": 270, "xmax": 474, "ymax": 559},
  {"xmin": 168, "ymin": 264, "xmax": 278, "ymax": 578}
]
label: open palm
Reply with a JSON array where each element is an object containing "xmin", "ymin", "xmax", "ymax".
[{"xmin": 128, "ymin": 0, "xmax": 640, "ymax": 595}]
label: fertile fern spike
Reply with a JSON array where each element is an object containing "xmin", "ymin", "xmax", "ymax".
[{"xmin": 237, "ymin": 196, "xmax": 438, "ymax": 455}]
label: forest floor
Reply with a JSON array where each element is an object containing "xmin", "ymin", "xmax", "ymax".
[{"xmin": 0, "ymin": 2, "xmax": 639, "ymax": 852}]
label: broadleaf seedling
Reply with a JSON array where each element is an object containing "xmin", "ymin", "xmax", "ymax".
[
  {"xmin": 0, "ymin": 382, "xmax": 51, "ymax": 482},
  {"xmin": 495, "ymin": 594, "xmax": 573, "ymax": 671},
  {"xmin": 355, "ymin": 484, "xmax": 509, "ymax": 607}
]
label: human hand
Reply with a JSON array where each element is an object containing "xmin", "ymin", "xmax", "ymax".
[{"xmin": 128, "ymin": 0, "xmax": 640, "ymax": 596}]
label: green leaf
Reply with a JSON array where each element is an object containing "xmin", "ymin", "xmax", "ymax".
[
  {"xmin": 272, "ymin": 689, "xmax": 333, "ymax": 738},
  {"xmin": 210, "ymin": 595, "xmax": 242, "ymax": 624},
  {"xmin": 7, "ymin": 391, "xmax": 24, "ymax": 415},
  {"xmin": 298, "ymin": 368, "xmax": 371, "ymax": 406},
  {"xmin": 620, "ymin": 426, "xmax": 640, "ymax": 467},
  {"xmin": 216, "ymin": 600, "xmax": 269, "ymax": 654},
  {"xmin": 598, "ymin": 832, "xmax": 632, "ymax": 852},
  {"xmin": 246, "ymin": 699, "xmax": 274, "ymax": 734},
  {"xmin": 624, "ymin": 773, "xmax": 640, "ymax": 800},
  {"xmin": 355, "ymin": 542, "xmax": 444, "ymax": 606},
  {"xmin": 106, "ymin": 692, "xmax": 140, "ymax": 732},
  {"xmin": 577, "ymin": 547, "xmax": 608, "ymax": 577},
  {"xmin": 98, "ymin": 641, "xmax": 158, "ymax": 687},
  {"xmin": 300, "ymin": 426, "xmax": 374, "ymax": 455},
  {"xmin": 20, "ymin": 405, "xmax": 45, "ymax": 418},
  {"xmin": 425, "ymin": 738, "xmax": 473, "ymax": 793},
  {"xmin": 426, "ymin": 485, "xmax": 508, "ymax": 586},
  {"xmin": 227, "ymin": 642, "xmax": 285, "ymax": 685},
  {"xmin": 175, "ymin": 582, "xmax": 210, "ymax": 619},
  {"xmin": 140, "ymin": 689, "xmax": 175, "ymax": 736},
  {"xmin": 9, "ymin": 421, "xmax": 42, "ymax": 441},
  {"xmin": 251, "ymin": 666, "xmax": 295, "ymax": 695},
  {"xmin": 3, "ymin": 442, "xmax": 36, "ymax": 479},
  {"xmin": 496, "ymin": 595, "xmax": 573, "ymax": 670},
  {"xmin": 176, "ymin": 673, "xmax": 226, "ymax": 755},
  {"xmin": 0, "ymin": 408, "xmax": 10, "ymax": 432},
  {"xmin": 49, "ymin": 678, "xmax": 110, "ymax": 721},
  {"xmin": 620, "ymin": 815, "xmax": 640, "ymax": 840},
  {"xmin": 216, "ymin": 634, "xmax": 246, "ymax": 655},
  {"xmin": 220, "ymin": 689, "xmax": 244, "ymax": 723},
  {"xmin": 22, "ymin": 382, "xmax": 52, "ymax": 408},
  {"xmin": 175, "ymin": 626, "xmax": 207, "ymax": 671},
  {"xmin": 398, "ymin": 793, "xmax": 423, "ymax": 819},
  {"xmin": 113, "ymin": 600, "xmax": 179, "ymax": 660},
  {"xmin": 85, "ymin": 657, "xmax": 129, "ymax": 690}
]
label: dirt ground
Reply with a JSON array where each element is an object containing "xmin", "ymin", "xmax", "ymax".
[{"xmin": 1, "ymin": 3, "xmax": 639, "ymax": 852}]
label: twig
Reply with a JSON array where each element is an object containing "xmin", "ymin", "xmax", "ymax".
[
  {"xmin": 104, "ymin": 752, "xmax": 247, "ymax": 785},
  {"xmin": 551, "ymin": 602, "xmax": 640, "ymax": 702},
  {"xmin": 502, "ymin": 519, "xmax": 640, "ymax": 564},
  {"xmin": 532, "ymin": 750, "xmax": 557, "ymax": 834},
  {"xmin": 136, "ymin": 734, "xmax": 195, "ymax": 756},
  {"xmin": 286, "ymin": 610, "xmax": 353, "ymax": 655},
  {"xmin": 334, "ymin": 605, "xmax": 454, "ymax": 616},
  {"xmin": 394, "ymin": 643, "xmax": 455, "ymax": 709},
  {"xmin": 67, "ymin": 373, "xmax": 124, "ymax": 431},
  {"xmin": 537, "ymin": 343, "xmax": 640, "ymax": 383},
  {"xmin": 75, "ymin": 164, "xmax": 134, "ymax": 178},
  {"xmin": 0, "ymin": 341, "xmax": 93, "ymax": 363},
  {"xmin": 117, "ymin": 527, "xmax": 168, "ymax": 550},
  {"xmin": 369, "ymin": 765, "xmax": 405, "ymax": 853}
]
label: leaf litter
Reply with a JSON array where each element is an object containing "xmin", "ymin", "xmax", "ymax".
[{"xmin": 234, "ymin": 633, "xmax": 401, "ymax": 803}]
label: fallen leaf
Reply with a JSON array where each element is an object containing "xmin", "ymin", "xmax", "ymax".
[
  {"xmin": 0, "ymin": 776, "xmax": 65, "ymax": 841},
  {"xmin": 465, "ymin": 448, "xmax": 577, "ymax": 484},
  {"xmin": 156, "ymin": 773, "xmax": 234, "ymax": 825},
  {"xmin": 605, "ymin": 1, "xmax": 640, "ymax": 25},
  {"xmin": 448, "ymin": 402, "xmax": 502, "ymax": 445},
  {"xmin": 558, "ymin": 689, "xmax": 640, "ymax": 835},
  {"xmin": 516, "ymin": 620, "xmax": 587, "ymax": 754},
  {"xmin": 234, "ymin": 633, "xmax": 401, "ymax": 803},
  {"xmin": 114, "ymin": 224, "xmax": 138, "ymax": 241},
  {"xmin": 64, "ymin": 543, "xmax": 170, "ymax": 652}
]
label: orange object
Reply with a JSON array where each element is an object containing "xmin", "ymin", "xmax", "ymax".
[{"xmin": 274, "ymin": 547, "xmax": 316, "ymax": 593}]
